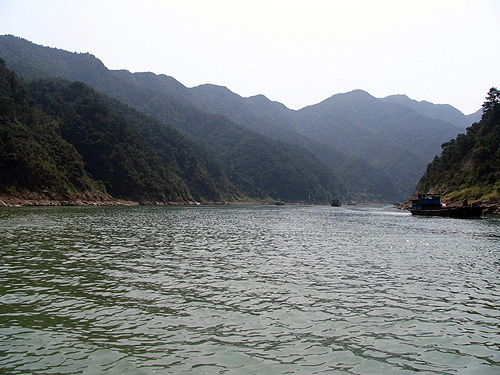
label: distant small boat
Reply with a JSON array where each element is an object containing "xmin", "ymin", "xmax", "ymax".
[
  {"xmin": 410, "ymin": 194, "xmax": 483, "ymax": 218},
  {"xmin": 331, "ymin": 198, "xmax": 342, "ymax": 207}
]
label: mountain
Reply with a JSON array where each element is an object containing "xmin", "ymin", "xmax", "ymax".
[
  {"xmin": 0, "ymin": 59, "xmax": 244, "ymax": 204},
  {"xmin": 114, "ymin": 71, "xmax": 402, "ymax": 201},
  {"xmin": 294, "ymin": 90, "xmax": 463, "ymax": 197},
  {"xmin": 382, "ymin": 94, "xmax": 481, "ymax": 130},
  {"xmin": 115, "ymin": 69, "xmax": 471, "ymax": 201},
  {"xmin": 0, "ymin": 58, "xmax": 106, "ymax": 203},
  {"xmin": 1, "ymin": 35, "xmax": 475, "ymax": 202},
  {"xmin": 417, "ymin": 88, "xmax": 500, "ymax": 208},
  {"xmin": 26, "ymin": 79, "xmax": 240, "ymax": 203},
  {"xmin": 0, "ymin": 35, "xmax": 345, "ymax": 203}
]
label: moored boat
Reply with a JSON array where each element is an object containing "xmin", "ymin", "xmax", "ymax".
[
  {"xmin": 331, "ymin": 198, "xmax": 342, "ymax": 207},
  {"xmin": 410, "ymin": 194, "xmax": 483, "ymax": 218}
]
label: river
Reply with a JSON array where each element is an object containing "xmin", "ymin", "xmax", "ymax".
[{"xmin": 1, "ymin": 205, "xmax": 499, "ymax": 374}]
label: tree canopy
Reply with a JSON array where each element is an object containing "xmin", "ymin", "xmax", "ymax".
[{"xmin": 416, "ymin": 88, "xmax": 500, "ymax": 202}]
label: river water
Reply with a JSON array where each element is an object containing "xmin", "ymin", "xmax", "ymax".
[{"xmin": 0, "ymin": 205, "xmax": 499, "ymax": 374}]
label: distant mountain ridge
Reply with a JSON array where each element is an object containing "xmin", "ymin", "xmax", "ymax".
[
  {"xmin": 382, "ymin": 94, "xmax": 481, "ymax": 129},
  {"xmin": 0, "ymin": 35, "xmax": 345, "ymax": 203},
  {"xmin": 0, "ymin": 34, "xmax": 481, "ymax": 201},
  {"xmin": 293, "ymin": 90, "xmax": 466, "ymax": 196},
  {"xmin": 113, "ymin": 65, "xmax": 476, "ymax": 200},
  {"xmin": 0, "ymin": 59, "xmax": 244, "ymax": 204}
]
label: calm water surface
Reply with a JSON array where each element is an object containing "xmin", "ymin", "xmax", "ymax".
[{"xmin": 0, "ymin": 205, "xmax": 499, "ymax": 374}]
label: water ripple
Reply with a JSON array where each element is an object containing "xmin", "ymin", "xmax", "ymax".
[{"xmin": 1, "ymin": 205, "xmax": 499, "ymax": 374}]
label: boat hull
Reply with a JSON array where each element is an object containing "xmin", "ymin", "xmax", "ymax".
[{"xmin": 411, "ymin": 206, "xmax": 483, "ymax": 218}]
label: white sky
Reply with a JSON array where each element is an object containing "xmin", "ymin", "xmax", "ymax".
[{"xmin": 1, "ymin": 0, "xmax": 499, "ymax": 114}]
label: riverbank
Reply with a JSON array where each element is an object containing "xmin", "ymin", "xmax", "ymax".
[
  {"xmin": 0, "ymin": 191, "xmax": 138, "ymax": 207},
  {"xmin": 0, "ymin": 191, "xmax": 265, "ymax": 207},
  {"xmin": 398, "ymin": 197, "xmax": 500, "ymax": 215}
]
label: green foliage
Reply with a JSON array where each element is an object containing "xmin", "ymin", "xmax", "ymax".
[
  {"xmin": 482, "ymin": 87, "xmax": 500, "ymax": 115},
  {"xmin": 0, "ymin": 57, "xmax": 243, "ymax": 203},
  {"xmin": 143, "ymin": 100, "xmax": 346, "ymax": 203},
  {"xmin": 417, "ymin": 88, "xmax": 500, "ymax": 202},
  {"xmin": 446, "ymin": 184, "xmax": 500, "ymax": 201},
  {"xmin": 125, "ymin": 78, "xmax": 399, "ymax": 202},
  {"xmin": 0, "ymin": 59, "xmax": 100, "ymax": 196},
  {"xmin": 28, "ymin": 79, "xmax": 197, "ymax": 202},
  {"xmin": 0, "ymin": 36, "xmax": 345, "ymax": 203}
]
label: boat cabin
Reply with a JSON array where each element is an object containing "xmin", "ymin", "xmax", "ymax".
[
  {"xmin": 331, "ymin": 198, "xmax": 342, "ymax": 207},
  {"xmin": 411, "ymin": 194, "xmax": 442, "ymax": 210}
]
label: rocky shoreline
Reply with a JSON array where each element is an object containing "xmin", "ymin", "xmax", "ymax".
[
  {"xmin": 398, "ymin": 197, "xmax": 500, "ymax": 215},
  {"xmin": 0, "ymin": 191, "xmax": 208, "ymax": 208},
  {"xmin": 0, "ymin": 189, "xmax": 262, "ymax": 207},
  {"xmin": 3, "ymin": 191, "xmax": 499, "ymax": 213},
  {"xmin": 0, "ymin": 191, "xmax": 132, "ymax": 207}
]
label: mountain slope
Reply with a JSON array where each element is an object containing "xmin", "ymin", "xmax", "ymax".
[
  {"xmin": 417, "ymin": 88, "xmax": 500, "ymax": 205},
  {"xmin": 293, "ymin": 90, "xmax": 463, "ymax": 197},
  {"xmin": 27, "ymin": 79, "xmax": 211, "ymax": 203},
  {"xmin": 382, "ymin": 94, "xmax": 480, "ymax": 130},
  {"xmin": 114, "ymin": 70, "xmax": 401, "ymax": 201},
  {"xmin": 138, "ymin": 98, "xmax": 346, "ymax": 202},
  {"xmin": 0, "ymin": 58, "xmax": 106, "ymax": 202},
  {"xmin": 0, "ymin": 35, "xmax": 345, "ymax": 203}
]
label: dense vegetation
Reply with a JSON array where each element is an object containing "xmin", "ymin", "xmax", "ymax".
[
  {"xmin": 127, "ymin": 80, "xmax": 402, "ymax": 201},
  {"xmin": 0, "ymin": 35, "xmax": 346, "ymax": 204},
  {"xmin": 294, "ymin": 90, "xmax": 464, "ymax": 198},
  {"xmin": 417, "ymin": 88, "xmax": 500, "ymax": 202},
  {"xmin": 0, "ymin": 58, "xmax": 104, "ymax": 199},
  {"xmin": 1, "ymin": 35, "xmax": 479, "ymax": 202},
  {"xmin": 0, "ymin": 61, "xmax": 243, "ymax": 203},
  {"xmin": 28, "ymin": 80, "xmax": 190, "ymax": 202},
  {"xmin": 28, "ymin": 79, "xmax": 239, "ymax": 203}
]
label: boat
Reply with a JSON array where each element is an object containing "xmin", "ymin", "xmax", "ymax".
[
  {"xmin": 331, "ymin": 198, "xmax": 342, "ymax": 207},
  {"xmin": 410, "ymin": 194, "xmax": 483, "ymax": 218}
]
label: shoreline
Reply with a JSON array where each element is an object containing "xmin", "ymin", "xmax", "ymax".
[
  {"xmin": 397, "ymin": 198, "xmax": 500, "ymax": 216},
  {"xmin": 0, "ymin": 192, "xmax": 266, "ymax": 208}
]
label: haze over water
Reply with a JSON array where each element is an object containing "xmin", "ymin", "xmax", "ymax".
[{"xmin": 1, "ymin": 205, "xmax": 499, "ymax": 374}]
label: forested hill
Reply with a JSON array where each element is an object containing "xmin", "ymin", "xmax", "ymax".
[
  {"xmin": 0, "ymin": 59, "xmax": 106, "ymax": 204},
  {"xmin": 0, "ymin": 35, "xmax": 480, "ymax": 202},
  {"xmin": 0, "ymin": 36, "xmax": 346, "ymax": 204},
  {"xmin": 26, "ymin": 79, "xmax": 240, "ymax": 203},
  {"xmin": 381, "ymin": 94, "xmax": 482, "ymax": 130},
  {"xmin": 417, "ymin": 88, "xmax": 500, "ymax": 207},
  {"xmin": 0, "ymin": 60, "xmax": 241, "ymax": 204}
]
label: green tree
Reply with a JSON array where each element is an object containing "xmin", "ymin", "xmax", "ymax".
[
  {"xmin": 482, "ymin": 87, "xmax": 500, "ymax": 115},
  {"xmin": 416, "ymin": 88, "xmax": 500, "ymax": 201}
]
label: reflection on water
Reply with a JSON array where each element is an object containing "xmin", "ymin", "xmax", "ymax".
[{"xmin": 1, "ymin": 205, "xmax": 499, "ymax": 374}]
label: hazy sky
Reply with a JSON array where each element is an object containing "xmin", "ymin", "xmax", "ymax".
[{"xmin": 1, "ymin": 0, "xmax": 499, "ymax": 114}]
